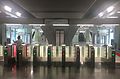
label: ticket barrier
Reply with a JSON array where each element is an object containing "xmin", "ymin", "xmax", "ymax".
[
  {"xmin": 33, "ymin": 45, "xmax": 39, "ymax": 66},
  {"xmin": 65, "ymin": 46, "xmax": 76, "ymax": 66},
  {"xmin": 94, "ymin": 46, "xmax": 101, "ymax": 63},
  {"xmin": 101, "ymin": 45, "xmax": 115, "ymax": 67},
  {"xmin": 51, "ymin": 46, "xmax": 62, "ymax": 66},
  {"xmin": 0, "ymin": 45, "xmax": 3, "ymax": 62},
  {"xmin": 115, "ymin": 51, "xmax": 120, "ymax": 64},
  {"xmin": 75, "ymin": 46, "xmax": 80, "ymax": 67},
  {"xmin": 39, "ymin": 46, "xmax": 47, "ymax": 63},
  {"xmin": 4, "ymin": 44, "xmax": 29, "ymax": 66},
  {"xmin": 62, "ymin": 46, "xmax": 66, "ymax": 67},
  {"xmin": 52, "ymin": 46, "xmax": 76, "ymax": 66},
  {"xmin": 85, "ymin": 45, "xmax": 95, "ymax": 67},
  {"xmin": 17, "ymin": 45, "xmax": 24, "ymax": 67},
  {"xmin": 111, "ymin": 51, "xmax": 116, "ymax": 66},
  {"xmin": 22, "ymin": 44, "xmax": 31, "ymax": 64},
  {"xmin": 4, "ymin": 44, "xmax": 16, "ymax": 66},
  {"xmin": 47, "ymin": 46, "xmax": 52, "ymax": 66},
  {"xmin": 33, "ymin": 44, "xmax": 49, "ymax": 66}
]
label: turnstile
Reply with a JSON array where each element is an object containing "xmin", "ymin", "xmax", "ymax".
[
  {"xmin": 47, "ymin": 46, "xmax": 52, "ymax": 66},
  {"xmin": 62, "ymin": 46, "xmax": 66, "ymax": 67},
  {"xmin": 75, "ymin": 46, "xmax": 80, "ymax": 67},
  {"xmin": 0, "ymin": 45, "xmax": 3, "ymax": 62},
  {"xmin": 101, "ymin": 45, "xmax": 115, "ymax": 67},
  {"xmin": 84, "ymin": 45, "xmax": 95, "ymax": 67}
]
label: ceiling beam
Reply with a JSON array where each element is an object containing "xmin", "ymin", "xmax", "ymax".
[
  {"xmin": 0, "ymin": 18, "xmax": 120, "ymax": 24},
  {"xmin": 0, "ymin": 18, "xmax": 44, "ymax": 24},
  {"xmin": 69, "ymin": 18, "xmax": 120, "ymax": 24}
]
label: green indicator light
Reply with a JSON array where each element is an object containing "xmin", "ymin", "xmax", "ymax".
[
  {"xmin": 4, "ymin": 52, "xmax": 8, "ymax": 56},
  {"xmin": 48, "ymin": 53, "xmax": 51, "ymax": 55},
  {"xmin": 34, "ymin": 53, "xmax": 36, "ymax": 55},
  {"xmin": 112, "ymin": 54, "xmax": 115, "ymax": 56}
]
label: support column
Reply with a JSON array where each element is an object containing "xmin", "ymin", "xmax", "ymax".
[
  {"xmin": 0, "ymin": 24, "xmax": 6, "ymax": 46},
  {"xmin": 114, "ymin": 26, "xmax": 120, "ymax": 49}
]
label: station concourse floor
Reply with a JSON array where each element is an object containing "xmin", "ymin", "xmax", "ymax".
[{"xmin": 0, "ymin": 63, "xmax": 120, "ymax": 79}]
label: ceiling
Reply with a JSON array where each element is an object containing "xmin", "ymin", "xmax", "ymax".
[
  {"xmin": 11, "ymin": 0, "xmax": 96, "ymax": 18},
  {"xmin": 0, "ymin": 0, "xmax": 120, "ymax": 20},
  {"xmin": 0, "ymin": 0, "xmax": 35, "ymax": 18}
]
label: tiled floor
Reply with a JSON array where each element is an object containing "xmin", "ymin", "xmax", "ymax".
[{"xmin": 0, "ymin": 64, "xmax": 120, "ymax": 79}]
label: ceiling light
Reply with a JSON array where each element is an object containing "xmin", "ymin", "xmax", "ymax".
[
  {"xmin": 77, "ymin": 24, "xmax": 94, "ymax": 27},
  {"xmin": 107, "ymin": 16, "xmax": 118, "ymax": 18},
  {"xmin": 29, "ymin": 24, "xmax": 45, "ymax": 26},
  {"xmin": 5, "ymin": 12, "xmax": 18, "ymax": 18},
  {"xmin": 0, "ymin": 11, "xmax": 1, "ymax": 13},
  {"xmin": 5, "ymin": 24, "xmax": 22, "ymax": 26},
  {"xmin": 53, "ymin": 24, "xmax": 69, "ymax": 26},
  {"xmin": 117, "ymin": 11, "xmax": 120, "ymax": 13},
  {"xmin": 107, "ymin": 6, "xmax": 114, "ymax": 13},
  {"xmin": 15, "ymin": 12, "xmax": 21, "ymax": 17},
  {"xmin": 109, "ymin": 12, "xmax": 115, "ymax": 16},
  {"xmin": 98, "ymin": 12, "xmax": 104, "ymax": 17},
  {"xmin": 4, "ymin": 6, "xmax": 12, "ymax": 12},
  {"xmin": 101, "ymin": 24, "xmax": 119, "ymax": 27}
]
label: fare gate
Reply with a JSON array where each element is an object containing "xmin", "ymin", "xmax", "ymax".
[
  {"xmin": 75, "ymin": 46, "xmax": 80, "ymax": 67},
  {"xmin": 47, "ymin": 46, "xmax": 52, "ymax": 66},
  {"xmin": 62, "ymin": 46, "xmax": 65, "ymax": 67}
]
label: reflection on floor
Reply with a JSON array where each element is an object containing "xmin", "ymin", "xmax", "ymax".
[{"xmin": 0, "ymin": 64, "xmax": 120, "ymax": 79}]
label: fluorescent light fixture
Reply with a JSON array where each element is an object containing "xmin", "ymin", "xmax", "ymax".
[
  {"xmin": 4, "ymin": 6, "xmax": 12, "ymax": 12},
  {"xmin": 77, "ymin": 24, "xmax": 94, "ymax": 27},
  {"xmin": 98, "ymin": 12, "xmax": 104, "ymax": 17},
  {"xmin": 100, "ymin": 24, "xmax": 119, "ymax": 27},
  {"xmin": 15, "ymin": 12, "xmax": 21, "ymax": 17},
  {"xmin": 117, "ymin": 11, "xmax": 120, "ymax": 13},
  {"xmin": 107, "ymin": 16, "xmax": 118, "ymax": 18},
  {"xmin": 53, "ymin": 24, "xmax": 69, "ymax": 26},
  {"xmin": 29, "ymin": 24, "xmax": 45, "ymax": 26},
  {"xmin": 5, "ymin": 12, "xmax": 18, "ymax": 18},
  {"xmin": 107, "ymin": 6, "xmax": 114, "ymax": 13},
  {"xmin": 5, "ymin": 24, "xmax": 22, "ymax": 26},
  {"xmin": 109, "ymin": 12, "xmax": 115, "ymax": 16}
]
